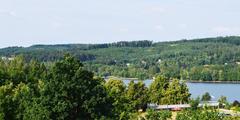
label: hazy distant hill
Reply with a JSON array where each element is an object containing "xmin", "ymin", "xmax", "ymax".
[{"xmin": 1, "ymin": 36, "xmax": 240, "ymax": 81}]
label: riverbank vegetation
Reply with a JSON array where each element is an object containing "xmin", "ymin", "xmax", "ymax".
[
  {"xmin": 0, "ymin": 55, "xmax": 240, "ymax": 119},
  {"xmin": 1, "ymin": 36, "xmax": 240, "ymax": 81}
]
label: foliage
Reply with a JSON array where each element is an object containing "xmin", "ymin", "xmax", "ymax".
[
  {"xmin": 149, "ymin": 76, "xmax": 169, "ymax": 104},
  {"xmin": 232, "ymin": 100, "xmax": 240, "ymax": 107},
  {"xmin": 190, "ymin": 97, "xmax": 200, "ymax": 110},
  {"xmin": 2, "ymin": 36, "xmax": 240, "ymax": 81},
  {"xmin": 149, "ymin": 75, "xmax": 190, "ymax": 105},
  {"xmin": 145, "ymin": 109, "xmax": 172, "ymax": 120},
  {"xmin": 41, "ymin": 54, "xmax": 113, "ymax": 119},
  {"xmin": 126, "ymin": 81, "xmax": 149, "ymax": 112},
  {"xmin": 104, "ymin": 79, "xmax": 128, "ymax": 118},
  {"xmin": 0, "ymin": 54, "xmax": 224, "ymax": 119},
  {"xmin": 218, "ymin": 96, "xmax": 228, "ymax": 108},
  {"xmin": 230, "ymin": 106, "xmax": 240, "ymax": 112},
  {"xmin": 176, "ymin": 109, "xmax": 224, "ymax": 120},
  {"xmin": 201, "ymin": 92, "xmax": 212, "ymax": 101},
  {"xmin": 223, "ymin": 116, "xmax": 240, "ymax": 120},
  {"xmin": 0, "ymin": 55, "xmax": 113, "ymax": 119}
]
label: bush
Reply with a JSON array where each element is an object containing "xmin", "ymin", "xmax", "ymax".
[
  {"xmin": 201, "ymin": 92, "xmax": 211, "ymax": 101},
  {"xmin": 145, "ymin": 109, "xmax": 172, "ymax": 120},
  {"xmin": 232, "ymin": 100, "xmax": 240, "ymax": 107},
  {"xmin": 190, "ymin": 97, "xmax": 200, "ymax": 110},
  {"xmin": 176, "ymin": 109, "xmax": 224, "ymax": 120}
]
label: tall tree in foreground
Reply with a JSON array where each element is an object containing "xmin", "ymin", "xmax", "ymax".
[
  {"xmin": 32, "ymin": 54, "xmax": 113, "ymax": 119},
  {"xmin": 126, "ymin": 81, "xmax": 148, "ymax": 112},
  {"xmin": 149, "ymin": 75, "xmax": 190, "ymax": 105},
  {"xmin": 104, "ymin": 79, "xmax": 128, "ymax": 118},
  {"xmin": 164, "ymin": 79, "xmax": 182, "ymax": 104},
  {"xmin": 149, "ymin": 75, "xmax": 169, "ymax": 104},
  {"xmin": 179, "ymin": 81, "xmax": 191, "ymax": 104}
]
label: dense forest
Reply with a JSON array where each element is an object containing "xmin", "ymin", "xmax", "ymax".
[{"xmin": 1, "ymin": 36, "xmax": 240, "ymax": 81}]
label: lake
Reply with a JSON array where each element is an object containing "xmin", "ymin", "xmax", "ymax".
[{"xmin": 122, "ymin": 80, "xmax": 240, "ymax": 102}]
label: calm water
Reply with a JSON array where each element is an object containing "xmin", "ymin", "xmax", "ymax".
[{"xmin": 122, "ymin": 80, "xmax": 240, "ymax": 102}]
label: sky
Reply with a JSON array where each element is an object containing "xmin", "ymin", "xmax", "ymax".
[{"xmin": 0, "ymin": 0, "xmax": 240, "ymax": 48}]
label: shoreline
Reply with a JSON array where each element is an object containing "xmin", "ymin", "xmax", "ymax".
[
  {"xmin": 187, "ymin": 80, "xmax": 240, "ymax": 84},
  {"xmin": 105, "ymin": 76, "xmax": 240, "ymax": 84}
]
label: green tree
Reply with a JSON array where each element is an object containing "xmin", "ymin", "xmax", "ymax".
[
  {"xmin": 176, "ymin": 109, "xmax": 224, "ymax": 120},
  {"xmin": 149, "ymin": 75, "xmax": 169, "ymax": 104},
  {"xmin": 126, "ymin": 81, "xmax": 148, "ymax": 112},
  {"xmin": 232, "ymin": 100, "xmax": 240, "ymax": 107},
  {"xmin": 145, "ymin": 109, "xmax": 172, "ymax": 120},
  {"xmin": 35, "ymin": 54, "xmax": 113, "ymax": 119},
  {"xmin": 164, "ymin": 79, "xmax": 182, "ymax": 104},
  {"xmin": 218, "ymin": 96, "xmax": 228, "ymax": 108},
  {"xmin": 201, "ymin": 92, "xmax": 211, "ymax": 101},
  {"xmin": 0, "ymin": 83, "xmax": 15, "ymax": 119},
  {"xmin": 0, "ymin": 82, "xmax": 36, "ymax": 120},
  {"xmin": 179, "ymin": 81, "xmax": 191, "ymax": 104},
  {"xmin": 190, "ymin": 97, "xmax": 200, "ymax": 110},
  {"xmin": 149, "ymin": 66, "xmax": 160, "ymax": 76},
  {"xmin": 149, "ymin": 76, "xmax": 190, "ymax": 105},
  {"xmin": 105, "ymin": 79, "xmax": 128, "ymax": 118}
]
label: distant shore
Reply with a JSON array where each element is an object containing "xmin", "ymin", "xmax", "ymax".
[
  {"xmin": 105, "ymin": 76, "xmax": 240, "ymax": 84},
  {"xmin": 187, "ymin": 80, "xmax": 240, "ymax": 84}
]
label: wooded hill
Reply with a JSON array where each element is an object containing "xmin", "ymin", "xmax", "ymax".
[{"xmin": 1, "ymin": 36, "xmax": 240, "ymax": 81}]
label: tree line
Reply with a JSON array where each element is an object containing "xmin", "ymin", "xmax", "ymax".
[{"xmin": 1, "ymin": 36, "xmax": 240, "ymax": 81}]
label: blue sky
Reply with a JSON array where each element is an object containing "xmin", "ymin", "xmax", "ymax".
[{"xmin": 0, "ymin": 0, "xmax": 240, "ymax": 48}]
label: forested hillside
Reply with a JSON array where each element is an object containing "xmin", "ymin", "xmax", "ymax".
[{"xmin": 1, "ymin": 36, "xmax": 240, "ymax": 81}]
